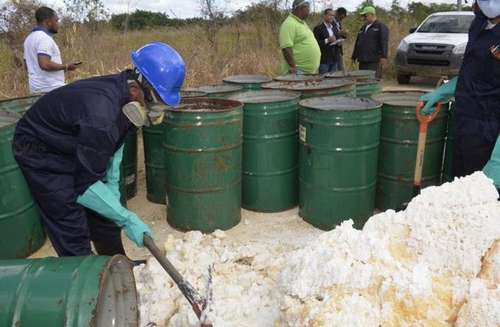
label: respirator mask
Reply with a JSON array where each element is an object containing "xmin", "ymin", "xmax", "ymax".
[{"xmin": 122, "ymin": 72, "xmax": 168, "ymax": 127}]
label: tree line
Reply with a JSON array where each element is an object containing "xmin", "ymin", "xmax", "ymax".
[
  {"xmin": 108, "ymin": 1, "xmax": 471, "ymax": 31},
  {"xmin": 1, "ymin": 0, "xmax": 471, "ymax": 34}
]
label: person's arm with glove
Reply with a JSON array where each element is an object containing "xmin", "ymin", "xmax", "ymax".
[
  {"xmin": 483, "ymin": 135, "xmax": 500, "ymax": 190},
  {"xmin": 419, "ymin": 77, "xmax": 458, "ymax": 115},
  {"xmin": 77, "ymin": 181, "xmax": 153, "ymax": 247},
  {"xmin": 75, "ymin": 111, "xmax": 152, "ymax": 247}
]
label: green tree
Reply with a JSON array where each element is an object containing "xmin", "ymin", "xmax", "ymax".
[
  {"xmin": 0, "ymin": 0, "xmax": 41, "ymax": 92},
  {"xmin": 390, "ymin": 0, "xmax": 406, "ymax": 18},
  {"xmin": 111, "ymin": 10, "xmax": 171, "ymax": 30},
  {"xmin": 64, "ymin": 0, "xmax": 107, "ymax": 26},
  {"xmin": 358, "ymin": 0, "xmax": 374, "ymax": 9},
  {"xmin": 200, "ymin": 0, "xmax": 225, "ymax": 48}
]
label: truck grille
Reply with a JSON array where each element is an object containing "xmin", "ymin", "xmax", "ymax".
[
  {"xmin": 411, "ymin": 44, "xmax": 453, "ymax": 55},
  {"xmin": 407, "ymin": 43, "xmax": 454, "ymax": 67},
  {"xmin": 407, "ymin": 58, "xmax": 450, "ymax": 66}
]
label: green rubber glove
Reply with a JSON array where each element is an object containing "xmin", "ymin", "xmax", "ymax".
[
  {"xmin": 77, "ymin": 181, "xmax": 153, "ymax": 247},
  {"xmin": 484, "ymin": 135, "xmax": 500, "ymax": 188},
  {"xmin": 419, "ymin": 77, "xmax": 458, "ymax": 115},
  {"xmin": 104, "ymin": 145, "xmax": 124, "ymax": 199}
]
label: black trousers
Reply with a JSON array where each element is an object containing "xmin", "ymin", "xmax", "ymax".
[
  {"xmin": 359, "ymin": 61, "xmax": 382, "ymax": 79},
  {"xmin": 13, "ymin": 135, "xmax": 125, "ymax": 257},
  {"xmin": 87, "ymin": 209, "xmax": 126, "ymax": 256},
  {"xmin": 453, "ymin": 134, "xmax": 495, "ymax": 179}
]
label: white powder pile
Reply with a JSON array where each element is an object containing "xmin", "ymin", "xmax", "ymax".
[
  {"xmin": 134, "ymin": 214, "xmax": 320, "ymax": 326},
  {"xmin": 134, "ymin": 172, "xmax": 500, "ymax": 326},
  {"xmin": 455, "ymin": 240, "xmax": 500, "ymax": 327}
]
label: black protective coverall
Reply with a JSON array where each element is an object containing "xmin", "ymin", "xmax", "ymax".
[{"xmin": 13, "ymin": 71, "xmax": 135, "ymax": 256}]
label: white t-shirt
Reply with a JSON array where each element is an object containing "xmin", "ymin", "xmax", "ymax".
[{"xmin": 24, "ymin": 28, "xmax": 65, "ymax": 94}]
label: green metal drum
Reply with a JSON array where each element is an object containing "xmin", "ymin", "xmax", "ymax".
[
  {"xmin": 180, "ymin": 90, "xmax": 207, "ymax": 98},
  {"xmin": 223, "ymin": 74, "xmax": 272, "ymax": 90},
  {"xmin": 0, "ymin": 255, "xmax": 138, "ymax": 327},
  {"xmin": 163, "ymin": 98, "xmax": 243, "ymax": 232},
  {"xmin": 274, "ymin": 74, "xmax": 324, "ymax": 82},
  {"xmin": 325, "ymin": 70, "xmax": 376, "ymax": 80},
  {"xmin": 299, "ymin": 97, "xmax": 382, "ymax": 230},
  {"xmin": 143, "ymin": 123, "xmax": 167, "ymax": 204},
  {"xmin": 288, "ymin": 79, "xmax": 356, "ymax": 98},
  {"xmin": 442, "ymin": 101, "xmax": 455, "ymax": 183},
  {"xmin": 0, "ymin": 96, "xmax": 41, "ymax": 115},
  {"xmin": 373, "ymin": 92, "xmax": 448, "ymax": 210},
  {"xmin": 355, "ymin": 79, "xmax": 383, "ymax": 98},
  {"xmin": 119, "ymin": 164, "xmax": 127, "ymax": 206},
  {"xmin": 230, "ymin": 90, "xmax": 301, "ymax": 212},
  {"xmin": 185, "ymin": 85, "xmax": 243, "ymax": 99},
  {"xmin": 121, "ymin": 128, "xmax": 138, "ymax": 199},
  {"xmin": 261, "ymin": 81, "xmax": 299, "ymax": 91},
  {"xmin": 143, "ymin": 92, "xmax": 207, "ymax": 204},
  {"xmin": 0, "ymin": 108, "xmax": 45, "ymax": 259}
]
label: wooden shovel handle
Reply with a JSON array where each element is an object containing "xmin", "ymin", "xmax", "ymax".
[{"xmin": 412, "ymin": 102, "xmax": 442, "ymax": 194}]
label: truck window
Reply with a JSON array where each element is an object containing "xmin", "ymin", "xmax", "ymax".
[{"xmin": 417, "ymin": 15, "xmax": 474, "ymax": 34}]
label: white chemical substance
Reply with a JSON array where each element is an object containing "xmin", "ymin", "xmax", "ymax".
[
  {"xmin": 134, "ymin": 172, "xmax": 500, "ymax": 326},
  {"xmin": 455, "ymin": 279, "xmax": 500, "ymax": 327},
  {"xmin": 456, "ymin": 240, "xmax": 500, "ymax": 327}
]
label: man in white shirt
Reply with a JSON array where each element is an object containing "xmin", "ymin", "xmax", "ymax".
[{"xmin": 24, "ymin": 7, "xmax": 79, "ymax": 94}]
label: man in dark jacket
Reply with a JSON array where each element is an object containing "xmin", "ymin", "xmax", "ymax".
[
  {"xmin": 13, "ymin": 42, "xmax": 186, "ymax": 257},
  {"xmin": 351, "ymin": 6, "xmax": 389, "ymax": 78},
  {"xmin": 314, "ymin": 8, "xmax": 338, "ymax": 74},
  {"xmin": 334, "ymin": 7, "xmax": 348, "ymax": 71}
]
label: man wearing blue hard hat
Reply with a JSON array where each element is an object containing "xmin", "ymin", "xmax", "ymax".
[
  {"xmin": 13, "ymin": 42, "xmax": 186, "ymax": 258},
  {"xmin": 420, "ymin": 0, "xmax": 500, "ymax": 192}
]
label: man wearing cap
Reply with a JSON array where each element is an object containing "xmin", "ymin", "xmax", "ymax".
[
  {"xmin": 279, "ymin": 0, "xmax": 321, "ymax": 74},
  {"xmin": 13, "ymin": 42, "xmax": 185, "ymax": 258},
  {"xmin": 351, "ymin": 6, "xmax": 389, "ymax": 79}
]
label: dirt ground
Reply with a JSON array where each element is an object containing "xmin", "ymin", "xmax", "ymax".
[{"xmin": 29, "ymin": 77, "xmax": 438, "ymax": 260}]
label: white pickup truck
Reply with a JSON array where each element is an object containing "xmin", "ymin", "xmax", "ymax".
[{"xmin": 395, "ymin": 11, "xmax": 474, "ymax": 84}]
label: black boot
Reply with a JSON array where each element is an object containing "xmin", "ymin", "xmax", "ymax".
[{"xmin": 93, "ymin": 237, "xmax": 126, "ymax": 256}]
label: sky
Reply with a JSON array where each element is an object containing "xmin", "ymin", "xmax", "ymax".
[{"xmin": 3, "ymin": 0, "xmax": 461, "ymax": 19}]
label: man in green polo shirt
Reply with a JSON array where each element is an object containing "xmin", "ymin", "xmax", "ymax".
[{"xmin": 279, "ymin": 0, "xmax": 321, "ymax": 74}]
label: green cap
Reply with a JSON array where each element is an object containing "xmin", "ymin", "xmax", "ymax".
[{"xmin": 360, "ymin": 6, "xmax": 376, "ymax": 15}]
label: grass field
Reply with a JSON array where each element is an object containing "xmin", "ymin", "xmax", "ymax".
[{"xmin": 0, "ymin": 15, "xmax": 413, "ymax": 99}]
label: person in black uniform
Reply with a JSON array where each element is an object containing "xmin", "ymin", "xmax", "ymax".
[
  {"xmin": 420, "ymin": 0, "xmax": 500, "ymax": 192},
  {"xmin": 314, "ymin": 8, "xmax": 339, "ymax": 74},
  {"xmin": 13, "ymin": 42, "xmax": 186, "ymax": 257},
  {"xmin": 351, "ymin": 6, "xmax": 389, "ymax": 79}
]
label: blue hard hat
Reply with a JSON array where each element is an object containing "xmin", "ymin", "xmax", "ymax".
[
  {"xmin": 131, "ymin": 42, "xmax": 186, "ymax": 107},
  {"xmin": 477, "ymin": 0, "xmax": 500, "ymax": 18}
]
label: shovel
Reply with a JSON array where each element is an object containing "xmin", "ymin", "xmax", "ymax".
[
  {"xmin": 399, "ymin": 101, "xmax": 443, "ymax": 210},
  {"xmin": 143, "ymin": 235, "xmax": 213, "ymax": 327}
]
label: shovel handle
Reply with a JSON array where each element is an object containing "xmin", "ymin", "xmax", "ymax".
[
  {"xmin": 143, "ymin": 235, "xmax": 186, "ymax": 286},
  {"xmin": 143, "ymin": 235, "xmax": 206, "ymax": 318},
  {"xmin": 413, "ymin": 127, "xmax": 427, "ymax": 193},
  {"xmin": 413, "ymin": 102, "xmax": 442, "ymax": 195},
  {"xmin": 416, "ymin": 101, "xmax": 442, "ymax": 128}
]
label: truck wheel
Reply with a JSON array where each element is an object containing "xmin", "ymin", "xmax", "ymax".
[{"xmin": 397, "ymin": 73, "xmax": 411, "ymax": 84}]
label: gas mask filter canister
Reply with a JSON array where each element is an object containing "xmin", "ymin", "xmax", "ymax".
[{"xmin": 122, "ymin": 101, "xmax": 149, "ymax": 127}]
